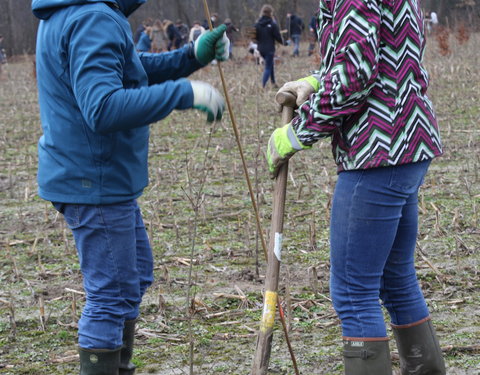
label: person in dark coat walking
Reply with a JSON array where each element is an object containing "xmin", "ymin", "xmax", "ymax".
[
  {"xmin": 287, "ymin": 12, "xmax": 304, "ymax": 56},
  {"xmin": 255, "ymin": 4, "xmax": 283, "ymax": 88},
  {"xmin": 202, "ymin": 12, "xmax": 218, "ymax": 29},
  {"xmin": 224, "ymin": 18, "xmax": 239, "ymax": 59},
  {"xmin": 163, "ymin": 19, "xmax": 182, "ymax": 50},
  {"xmin": 175, "ymin": 19, "xmax": 190, "ymax": 48}
]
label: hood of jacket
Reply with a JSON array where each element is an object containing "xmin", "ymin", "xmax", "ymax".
[
  {"xmin": 32, "ymin": 0, "xmax": 146, "ymax": 19},
  {"xmin": 257, "ymin": 15, "xmax": 274, "ymax": 27}
]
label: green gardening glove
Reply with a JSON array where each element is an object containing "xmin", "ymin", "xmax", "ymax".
[
  {"xmin": 267, "ymin": 123, "xmax": 311, "ymax": 178},
  {"xmin": 194, "ymin": 24, "xmax": 230, "ymax": 65}
]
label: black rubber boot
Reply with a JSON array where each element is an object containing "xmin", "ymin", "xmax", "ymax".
[
  {"xmin": 343, "ymin": 338, "xmax": 393, "ymax": 375},
  {"xmin": 392, "ymin": 318, "xmax": 446, "ymax": 374},
  {"xmin": 119, "ymin": 319, "xmax": 136, "ymax": 375},
  {"xmin": 79, "ymin": 347, "xmax": 121, "ymax": 375}
]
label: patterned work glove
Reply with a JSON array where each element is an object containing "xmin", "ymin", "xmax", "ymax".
[
  {"xmin": 190, "ymin": 80, "xmax": 225, "ymax": 122},
  {"xmin": 267, "ymin": 123, "xmax": 311, "ymax": 178},
  {"xmin": 194, "ymin": 24, "xmax": 230, "ymax": 65},
  {"xmin": 275, "ymin": 75, "xmax": 320, "ymax": 112}
]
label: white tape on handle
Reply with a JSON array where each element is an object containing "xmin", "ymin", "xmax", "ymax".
[{"xmin": 274, "ymin": 232, "xmax": 283, "ymax": 261}]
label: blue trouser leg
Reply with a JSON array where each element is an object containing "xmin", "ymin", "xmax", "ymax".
[
  {"xmin": 261, "ymin": 52, "xmax": 275, "ymax": 87},
  {"xmin": 53, "ymin": 200, "xmax": 154, "ymax": 349},
  {"xmin": 132, "ymin": 205, "xmax": 154, "ymax": 303},
  {"xmin": 292, "ymin": 34, "xmax": 300, "ymax": 56},
  {"xmin": 329, "ymin": 161, "xmax": 431, "ymax": 338},
  {"xmin": 270, "ymin": 56, "xmax": 276, "ymax": 85}
]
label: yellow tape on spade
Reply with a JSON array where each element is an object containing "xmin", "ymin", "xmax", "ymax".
[{"xmin": 260, "ymin": 290, "xmax": 277, "ymax": 332}]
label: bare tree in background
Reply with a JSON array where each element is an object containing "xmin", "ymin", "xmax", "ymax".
[
  {"xmin": 0, "ymin": 0, "xmax": 39, "ymax": 57},
  {"xmin": 1, "ymin": 0, "xmax": 478, "ymax": 56}
]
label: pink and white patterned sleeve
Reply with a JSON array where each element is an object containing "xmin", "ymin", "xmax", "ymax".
[{"xmin": 293, "ymin": 0, "xmax": 382, "ymax": 145}]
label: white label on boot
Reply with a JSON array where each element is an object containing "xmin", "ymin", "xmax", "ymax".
[{"xmin": 350, "ymin": 341, "xmax": 364, "ymax": 347}]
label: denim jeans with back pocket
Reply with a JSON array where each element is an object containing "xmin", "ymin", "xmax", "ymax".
[
  {"xmin": 329, "ymin": 160, "xmax": 432, "ymax": 338},
  {"xmin": 53, "ymin": 199, "xmax": 153, "ymax": 349}
]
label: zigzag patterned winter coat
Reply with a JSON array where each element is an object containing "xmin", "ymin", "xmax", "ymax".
[{"xmin": 292, "ymin": 0, "xmax": 443, "ymax": 172}]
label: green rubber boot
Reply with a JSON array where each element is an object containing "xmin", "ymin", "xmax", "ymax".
[
  {"xmin": 392, "ymin": 319, "xmax": 446, "ymax": 374},
  {"xmin": 343, "ymin": 338, "xmax": 393, "ymax": 375},
  {"xmin": 79, "ymin": 347, "xmax": 121, "ymax": 375},
  {"xmin": 119, "ymin": 319, "xmax": 136, "ymax": 375}
]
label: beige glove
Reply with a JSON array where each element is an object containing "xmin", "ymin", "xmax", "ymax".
[{"xmin": 275, "ymin": 75, "xmax": 320, "ymax": 112}]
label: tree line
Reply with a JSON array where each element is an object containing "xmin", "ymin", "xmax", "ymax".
[{"xmin": 0, "ymin": 0, "xmax": 478, "ymax": 57}]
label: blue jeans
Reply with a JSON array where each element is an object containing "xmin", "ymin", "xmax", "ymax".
[
  {"xmin": 291, "ymin": 34, "xmax": 301, "ymax": 56},
  {"xmin": 53, "ymin": 200, "xmax": 154, "ymax": 349},
  {"xmin": 261, "ymin": 52, "xmax": 275, "ymax": 87},
  {"xmin": 330, "ymin": 161, "xmax": 431, "ymax": 338}
]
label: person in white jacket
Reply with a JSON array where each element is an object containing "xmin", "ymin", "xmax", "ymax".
[{"xmin": 189, "ymin": 21, "xmax": 206, "ymax": 42}]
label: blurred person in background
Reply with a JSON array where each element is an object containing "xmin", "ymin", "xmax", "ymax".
[
  {"xmin": 135, "ymin": 24, "xmax": 152, "ymax": 52},
  {"xmin": 163, "ymin": 19, "xmax": 182, "ymax": 50},
  {"xmin": 0, "ymin": 35, "xmax": 6, "ymax": 77},
  {"xmin": 286, "ymin": 11, "xmax": 304, "ymax": 57},
  {"xmin": 255, "ymin": 4, "xmax": 283, "ymax": 88},
  {"xmin": 151, "ymin": 19, "xmax": 168, "ymax": 52},
  {"xmin": 189, "ymin": 20, "xmax": 205, "ymax": 43},
  {"xmin": 0, "ymin": 35, "xmax": 7, "ymax": 64},
  {"xmin": 175, "ymin": 19, "xmax": 190, "ymax": 48},
  {"xmin": 133, "ymin": 18, "xmax": 152, "ymax": 44},
  {"xmin": 203, "ymin": 12, "xmax": 218, "ymax": 29},
  {"xmin": 426, "ymin": 10, "xmax": 439, "ymax": 34},
  {"xmin": 224, "ymin": 18, "xmax": 239, "ymax": 59}
]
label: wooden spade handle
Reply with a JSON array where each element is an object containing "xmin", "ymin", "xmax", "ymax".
[{"xmin": 251, "ymin": 91, "xmax": 298, "ymax": 375}]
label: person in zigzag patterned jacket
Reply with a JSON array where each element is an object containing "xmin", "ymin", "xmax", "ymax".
[{"xmin": 268, "ymin": 0, "xmax": 446, "ymax": 374}]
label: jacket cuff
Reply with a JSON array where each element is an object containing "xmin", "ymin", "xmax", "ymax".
[
  {"xmin": 186, "ymin": 41, "xmax": 196, "ymax": 59},
  {"xmin": 176, "ymin": 78, "xmax": 194, "ymax": 109},
  {"xmin": 186, "ymin": 41, "xmax": 207, "ymax": 67},
  {"xmin": 299, "ymin": 75, "xmax": 320, "ymax": 92}
]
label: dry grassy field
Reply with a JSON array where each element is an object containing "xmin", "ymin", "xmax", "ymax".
[{"xmin": 1, "ymin": 35, "xmax": 479, "ymax": 374}]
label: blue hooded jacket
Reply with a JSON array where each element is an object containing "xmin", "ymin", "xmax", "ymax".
[
  {"xmin": 32, "ymin": 0, "xmax": 203, "ymax": 204},
  {"xmin": 136, "ymin": 30, "xmax": 151, "ymax": 52}
]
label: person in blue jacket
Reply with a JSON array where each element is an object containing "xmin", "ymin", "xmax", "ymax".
[
  {"xmin": 135, "ymin": 26, "xmax": 151, "ymax": 52},
  {"xmin": 31, "ymin": 0, "xmax": 230, "ymax": 373}
]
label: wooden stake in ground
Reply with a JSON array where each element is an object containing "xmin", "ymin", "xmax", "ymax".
[
  {"xmin": 200, "ymin": 0, "xmax": 298, "ymax": 371},
  {"xmin": 251, "ymin": 92, "xmax": 298, "ymax": 375}
]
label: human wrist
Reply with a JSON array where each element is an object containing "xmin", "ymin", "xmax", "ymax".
[
  {"xmin": 298, "ymin": 75, "xmax": 320, "ymax": 92},
  {"xmin": 276, "ymin": 123, "xmax": 310, "ymax": 157},
  {"xmin": 186, "ymin": 41, "xmax": 196, "ymax": 60}
]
